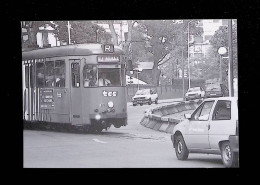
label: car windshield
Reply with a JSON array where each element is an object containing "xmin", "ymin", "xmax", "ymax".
[
  {"xmin": 206, "ymin": 84, "xmax": 221, "ymax": 91},
  {"xmin": 188, "ymin": 87, "xmax": 200, "ymax": 92},
  {"xmin": 136, "ymin": 89, "xmax": 150, "ymax": 95}
]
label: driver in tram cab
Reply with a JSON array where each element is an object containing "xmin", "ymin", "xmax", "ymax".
[
  {"xmin": 97, "ymin": 73, "xmax": 111, "ymax": 86},
  {"xmin": 84, "ymin": 66, "xmax": 97, "ymax": 87}
]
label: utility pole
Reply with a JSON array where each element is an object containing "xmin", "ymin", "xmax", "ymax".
[
  {"xmin": 68, "ymin": 21, "xmax": 71, "ymax": 45},
  {"xmin": 228, "ymin": 19, "xmax": 234, "ymax": 97},
  {"xmin": 182, "ymin": 47, "xmax": 185, "ymax": 100},
  {"xmin": 219, "ymin": 55, "xmax": 222, "ymax": 82}
]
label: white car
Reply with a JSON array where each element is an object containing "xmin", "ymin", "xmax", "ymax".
[
  {"xmin": 132, "ymin": 89, "xmax": 158, "ymax": 106},
  {"xmin": 185, "ymin": 87, "xmax": 205, "ymax": 101},
  {"xmin": 171, "ymin": 97, "xmax": 239, "ymax": 168}
]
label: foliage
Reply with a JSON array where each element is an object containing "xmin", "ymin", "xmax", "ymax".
[
  {"xmin": 209, "ymin": 20, "xmax": 237, "ymax": 78},
  {"xmin": 130, "ymin": 20, "xmax": 203, "ymax": 85},
  {"xmin": 21, "ymin": 21, "xmax": 56, "ymax": 49},
  {"xmin": 53, "ymin": 21, "xmax": 112, "ymax": 44}
]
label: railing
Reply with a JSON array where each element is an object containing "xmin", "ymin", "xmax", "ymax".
[{"xmin": 140, "ymin": 99, "xmax": 203, "ymax": 133}]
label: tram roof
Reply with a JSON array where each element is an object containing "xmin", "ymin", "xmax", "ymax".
[{"xmin": 22, "ymin": 43, "xmax": 124, "ymax": 60}]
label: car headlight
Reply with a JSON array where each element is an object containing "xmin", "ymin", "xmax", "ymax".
[{"xmin": 108, "ymin": 101, "xmax": 114, "ymax": 108}]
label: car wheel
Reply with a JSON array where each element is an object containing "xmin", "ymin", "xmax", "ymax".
[
  {"xmin": 148, "ymin": 99, "xmax": 152, "ymax": 105},
  {"xmin": 140, "ymin": 103, "xmax": 143, "ymax": 106},
  {"xmin": 155, "ymin": 98, "xmax": 158, "ymax": 104},
  {"xmin": 221, "ymin": 141, "xmax": 239, "ymax": 168},
  {"xmin": 175, "ymin": 135, "xmax": 189, "ymax": 160},
  {"xmin": 133, "ymin": 103, "xmax": 137, "ymax": 106}
]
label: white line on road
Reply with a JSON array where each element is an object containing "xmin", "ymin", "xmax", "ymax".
[{"xmin": 92, "ymin": 139, "xmax": 107, "ymax": 144}]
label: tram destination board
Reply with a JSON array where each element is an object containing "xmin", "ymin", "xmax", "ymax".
[
  {"xmin": 97, "ymin": 55, "xmax": 120, "ymax": 63},
  {"xmin": 40, "ymin": 88, "xmax": 55, "ymax": 109}
]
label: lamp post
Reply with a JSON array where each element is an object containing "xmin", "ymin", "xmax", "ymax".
[
  {"xmin": 136, "ymin": 68, "xmax": 142, "ymax": 90},
  {"xmin": 67, "ymin": 21, "xmax": 71, "ymax": 45},
  {"xmin": 187, "ymin": 20, "xmax": 194, "ymax": 89},
  {"xmin": 218, "ymin": 47, "xmax": 227, "ymax": 83}
]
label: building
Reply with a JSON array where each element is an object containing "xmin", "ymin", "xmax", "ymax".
[{"xmin": 189, "ymin": 19, "xmax": 228, "ymax": 66}]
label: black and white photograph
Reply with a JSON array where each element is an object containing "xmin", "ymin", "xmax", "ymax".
[{"xmin": 21, "ymin": 19, "xmax": 239, "ymax": 168}]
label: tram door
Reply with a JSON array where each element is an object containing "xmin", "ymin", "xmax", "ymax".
[
  {"xmin": 23, "ymin": 60, "xmax": 37, "ymax": 122},
  {"xmin": 70, "ymin": 60, "xmax": 83, "ymax": 125}
]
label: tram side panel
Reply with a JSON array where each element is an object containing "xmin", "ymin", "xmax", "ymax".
[{"xmin": 46, "ymin": 59, "xmax": 70, "ymax": 124}]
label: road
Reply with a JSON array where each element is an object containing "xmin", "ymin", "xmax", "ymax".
[{"xmin": 23, "ymin": 99, "xmax": 224, "ymax": 168}]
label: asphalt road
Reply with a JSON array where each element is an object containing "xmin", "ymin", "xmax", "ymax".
[{"xmin": 23, "ymin": 98, "xmax": 224, "ymax": 168}]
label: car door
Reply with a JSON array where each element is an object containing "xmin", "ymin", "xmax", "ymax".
[
  {"xmin": 208, "ymin": 100, "xmax": 234, "ymax": 150},
  {"xmin": 185, "ymin": 100, "xmax": 215, "ymax": 149}
]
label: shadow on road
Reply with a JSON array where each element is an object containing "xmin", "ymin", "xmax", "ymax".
[{"xmin": 186, "ymin": 156, "xmax": 223, "ymax": 165}]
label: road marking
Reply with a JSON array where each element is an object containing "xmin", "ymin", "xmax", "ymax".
[{"xmin": 92, "ymin": 139, "xmax": 107, "ymax": 144}]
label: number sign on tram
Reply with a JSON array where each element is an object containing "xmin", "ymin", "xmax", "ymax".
[{"xmin": 102, "ymin": 44, "xmax": 114, "ymax": 53}]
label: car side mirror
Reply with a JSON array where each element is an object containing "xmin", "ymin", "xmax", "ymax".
[{"xmin": 184, "ymin": 114, "xmax": 191, "ymax": 119}]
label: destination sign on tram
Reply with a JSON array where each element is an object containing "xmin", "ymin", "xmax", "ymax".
[{"xmin": 97, "ymin": 55, "xmax": 120, "ymax": 63}]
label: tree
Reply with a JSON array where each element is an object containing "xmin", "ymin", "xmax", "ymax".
[
  {"xmin": 21, "ymin": 21, "xmax": 56, "ymax": 49},
  {"xmin": 132, "ymin": 20, "xmax": 203, "ymax": 85},
  {"xmin": 210, "ymin": 20, "xmax": 237, "ymax": 78},
  {"xmin": 54, "ymin": 21, "xmax": 112, "ymax": 44}
]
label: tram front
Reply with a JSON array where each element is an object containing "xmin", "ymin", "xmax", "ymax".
[{"xmin": 80, "ymin": 45, "xmax": 127, "ymax": 132}]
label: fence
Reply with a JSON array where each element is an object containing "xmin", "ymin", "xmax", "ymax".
[{"xmin": 126, "ymin": 79, "xmax": 205, "ymax": 102}]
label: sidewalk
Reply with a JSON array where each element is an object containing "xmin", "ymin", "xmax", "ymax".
[
  {"xmin": 127, "ymin": 98, "xmax": 183, "ymax": 105},
  {"xmin": 157, "ymin": 98, "xmax": 183, "ymax": 104}
]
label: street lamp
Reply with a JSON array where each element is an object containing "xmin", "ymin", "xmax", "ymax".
[
  {"xmin": 218, "ymin": 47, "xmax": 227, "ymax": 83},
  {"xmin": 187, "ymin": 20, "xmax": 194, "ymax": 89},
  {"xmin": 136, "ymin": 68, "xmax": 142, "ymax": 90},
  {"xmin": 67, "ymin": 21, "xmax": 71, "ymax": 45}
]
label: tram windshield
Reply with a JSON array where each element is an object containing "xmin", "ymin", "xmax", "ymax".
[{"xmin": 83, "ymin": 64, "xmax": 126, "ymax": 87}]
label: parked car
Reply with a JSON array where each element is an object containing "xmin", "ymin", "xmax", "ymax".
[
  {"xmin": 171, "ymin": 97, "xmax": 239, "ymax": 168},
  {"xmin": 132, "ymin": 89, "xmax": 158, "ymax": 106},
  {"xmin": 185, "ymin": 87, "xmax": 205, "ymax": 101},
  {"xmin": 205, "ymin": 83, "xmax": 229, "ymax": 98}
]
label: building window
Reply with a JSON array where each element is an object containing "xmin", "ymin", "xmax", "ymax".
[{"xmin": 213, "ymin": 19, "xmax": 220, "ymax": 23}]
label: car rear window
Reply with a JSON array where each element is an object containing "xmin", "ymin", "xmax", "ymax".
[{"xmin": 206, "ymin": 84, "xmax": 221, "ymax": 91}]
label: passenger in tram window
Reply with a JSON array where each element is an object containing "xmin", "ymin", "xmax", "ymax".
[
  {"xmin": 83, "ymin": 65, "xmax": 97, "ymax": 87},
  {"xmin": 97, "ymin": 72, "xmax": 111, "ymax": 86},
  {"xmin": 36, "ymin": 72, "xmax": 45, "ymax": 87},
  {"xmin": 55, "ymin": 74, "xmax": 65, "ymax": 87},
  {"xmin": 45, "ymin": 75, "xmax": 54, "ymax": 87}
]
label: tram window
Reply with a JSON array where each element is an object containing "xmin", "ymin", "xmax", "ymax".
[
  {"xmin": 83, "ymin": 64, "xmax": 97, "ymax": 87},
  {"xmin": 25, "ymin": 65, "xmax": 29, "ymax": 88},
  {"xmin": 45, "ymin": 61, "xmax": 55, "ymax": 87},
  {"xmin": 97, "ymin": 67, "xmax": 121, "ymax": 87},
  {"xmin": 121, "ymin": 64, "xmax": 126, "ymax": 86},
  {"xmin": 36, "ymin": 62, "xmax": 45, "ymax": 88},
  {"xmin": 71, "ymin": 63, "xmax": 80, "ymax": 87},
  {"xmin": 54, "ymin": 60, "xmax": 65, "ymax": 87},
  {"xmin": 29, "ymin": 64, "xmax": 35, "ymax": 88}
]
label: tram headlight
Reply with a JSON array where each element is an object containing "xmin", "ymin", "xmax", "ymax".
[
  {"xmin": 95, "ymin": 114, "xmax": 101, "ymax": 120},
  {"xmin": 108, "ymin": 101, "xmax": 114, "ymax": 108}
]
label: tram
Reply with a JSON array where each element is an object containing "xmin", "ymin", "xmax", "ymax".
[{"xmin": 22, "ymin": 43, "xmax": 128, "ymax": 132}]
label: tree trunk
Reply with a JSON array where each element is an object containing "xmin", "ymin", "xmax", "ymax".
[
  {"xmin": 108, "ymin": 21, "xmax": 118, "ymax": 46},
  {"xmin": 125, "ymin": 20, "xmax": 133, "ymax": 60},
  {"xmin": 152, "ymin": 62, "xmax": 160, "ymax": 86},
  {"xmin": 28, "ymin": 27, "xmax": 38, "ymax": 48}
]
